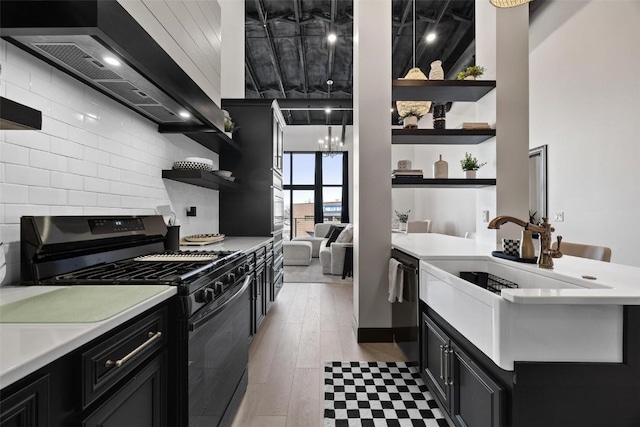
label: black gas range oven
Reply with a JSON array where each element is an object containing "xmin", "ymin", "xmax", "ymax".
[{"xmin": 21, "ymin": 215, "xmax": 250, "ymax": 427}]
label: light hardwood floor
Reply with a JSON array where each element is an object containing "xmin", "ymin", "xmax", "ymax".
[{"xmin": 231, "ymin": 281, "xmax": 406, "ymax": 427}]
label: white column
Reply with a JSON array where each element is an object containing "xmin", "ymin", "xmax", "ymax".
[
  {"xmin": 353, "ymin": 0, "xmax": 392, "ymax": 335},
  {"xmin": 220, "ymin": 0, "xmax": 245, "ymax": 98},
  {"xmin": 476, "ymin": 1, "xmax": 530, "ymax": 242}
]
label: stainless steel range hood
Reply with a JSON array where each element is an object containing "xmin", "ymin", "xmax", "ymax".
[{"xmin": 0, "ymin": 0, "xmax": 224, "ymax": 133}]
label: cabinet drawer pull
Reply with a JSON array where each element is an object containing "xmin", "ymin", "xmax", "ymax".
[
  {"xmin": 443, "ymin": 345, "xmax": 449, "ymax": 385},
  {"xmin": 105, "ymin": 331, "xmax": 161, "ymax": 368},
  {"xmin": 439, "ymin": 345, "xmax": 445, "ymax": 379},
  {"xmin": 446, "ymin": 349, "xmax": 454, "ymax": 386}
]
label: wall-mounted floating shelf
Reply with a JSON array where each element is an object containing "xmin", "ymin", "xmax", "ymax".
[
  {"xmin": 392, "ymin": 178, "xmax": 496, "ymax": 188},
  {"xmin": 392, "ymin": 80, "xmax": 496, "ymax": 102},
  {"xmin": 392, "ymin": 129, "xmax": 496, "ymax": 145},
  {"xmin": 162, "ymin": 169, "xmax": 241, "ymax": 191}
]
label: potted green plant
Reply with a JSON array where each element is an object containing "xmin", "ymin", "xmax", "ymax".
[
  {"xmin": 395, "ymin": 210, "xmax": 411, "ymax": 231},
  {"xmin": 457, "ymin": 65, "xmax": 486, "ymax": 81},
  {"xmin": 460, "ymin": 152, "xmax": 486, "ymax": 179},
  {"xmin": 398, "ymin": 109, "xmax": 424, "ymax": 129}
]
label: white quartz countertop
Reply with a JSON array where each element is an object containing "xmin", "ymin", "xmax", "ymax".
[
  {"xmin": 180, "ymin": 236, "xmax": 273, "ymax": 254},
  {"xmin": 0, "ymin": 285, "xmax": 176, "ymax": 389},
  {"xmin": 393, "ymin": 233, "xmax": 640, "ymax": 304}
]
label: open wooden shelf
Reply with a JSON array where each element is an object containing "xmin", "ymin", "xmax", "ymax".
[
  {"xmin": 392, "ymin": 80, "xmax": 496, "ymax": 102},
  {"xmin": 392, "ymin": 128, "xmax": 495, "ymax": 145},
  {"xmin": 158, "ymin": 124, "xmax": 242, "ymax": 156},
  {"xmin": 162, "ymin": 169, "xmax": 242, "ymax": 191},
  {"xmin": 392, "ymin": 177, "xmax": 496, "ymax": 188}
]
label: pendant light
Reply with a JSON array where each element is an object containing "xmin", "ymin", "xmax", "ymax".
[{"xmin": 490, "ymin": 0, "xmax": 533, "ymax": 8}]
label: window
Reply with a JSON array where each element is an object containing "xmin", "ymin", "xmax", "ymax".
[{"xmin": 282, "ymin": 152, "xmax": 349, "ymax": 240}]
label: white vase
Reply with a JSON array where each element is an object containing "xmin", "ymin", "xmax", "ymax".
[
  {"xmin": 464, "ymin": 75, "xmax": 476, "ymax": 80},
  {"xmin": 403, "ymin": 116, "xmax": 418, "ymax": 129},
  {"xmin": 399, "ymin": 222, "xmax": 407, "ymax": 232},
  {"xmin": 433, "ymin": 155, "xmax": 448, "ymax": 178},
  {"xmin": 429, "ymin": 60, "xmax": 444, "ymax": 80},
  {"xmin": 465, "ymin": 170, "xmax": 477, "ymax": 179}
]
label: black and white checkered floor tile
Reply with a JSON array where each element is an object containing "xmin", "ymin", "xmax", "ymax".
[{"xmin": 323, "ymin": 361, "xmax": 449, "ymax": 427}]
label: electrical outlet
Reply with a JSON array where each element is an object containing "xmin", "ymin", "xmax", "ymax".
[
  {"xmin": 554, "ymin": 212, "xmax": 564, "ymax": 222},
  {"xmin": 186, "ymin": 206, "xmax": 197, "ymax": 217},
  {"xmin": 482, "ymin": 210, "xmax": 490, "ymax": 222}
]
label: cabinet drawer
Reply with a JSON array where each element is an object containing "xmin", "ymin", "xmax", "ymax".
[{"xmin": 81, "ymin": 307, "xmax": 167, "ymax": 409}]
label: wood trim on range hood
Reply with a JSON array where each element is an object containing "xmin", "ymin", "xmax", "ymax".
[
  {"xmin": 0, "ymin": 97, "xmax": 43, "ymax": 130},
  {"xmin": 0, "ymin": 0, "xmax": 225, "ymax": 135}
]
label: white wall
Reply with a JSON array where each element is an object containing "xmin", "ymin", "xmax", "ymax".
[
  {"xmin": 220, "ymin": 0, "xmax": 245, "ymax": 98},
  {"xmin": 529, "ymin": 0, "xmax": 640, "ymax": 266},
  {"xmin": 0, "ymin": 3, "xmax": 224, "ymax": 285}
]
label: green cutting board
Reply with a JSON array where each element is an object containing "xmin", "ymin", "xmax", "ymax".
[{"xmin": 0, "ymin": 286, "xmax": 170, "ymax": 323}]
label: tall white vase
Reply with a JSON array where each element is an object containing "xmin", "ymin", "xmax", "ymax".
[{"xmin": 429, "ymin": 60, "xmax": 444, "ymax": 80}]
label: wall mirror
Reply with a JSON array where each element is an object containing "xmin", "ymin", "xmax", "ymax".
[{"xmin": 529, "ymin": 145, "xmax": 548, "ymax": 224}]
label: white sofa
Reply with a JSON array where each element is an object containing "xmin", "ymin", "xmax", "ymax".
[
  {"xmin": 319, "ymin": 239, "xmax": 352, "ymax": 275},
  {"xmin": 292, "ymin": 223, "xmax": 351, "ymax": 258}
]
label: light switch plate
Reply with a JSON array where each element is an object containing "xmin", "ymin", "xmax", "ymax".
[
  {"xmin": 554, "ymin": 212, "xmax": 564, "ymax": 222},
  {"xmin": 482, "ymin": 210, "xmax": 490, "ymax": 222}
]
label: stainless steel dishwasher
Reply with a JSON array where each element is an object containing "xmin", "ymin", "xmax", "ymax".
[{"xmin": 391, "ymin": 248, "xmax": 420, "ymax": 366}]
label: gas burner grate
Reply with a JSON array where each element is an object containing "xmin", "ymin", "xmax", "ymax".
[{"xmin": 135, "ymin": 252, "xmax": 217, "ymax": 262}]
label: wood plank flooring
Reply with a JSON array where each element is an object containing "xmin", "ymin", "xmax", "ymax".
[{"xmin": 231, "ymin": 282, "xmax": 405, "ymax": 427}]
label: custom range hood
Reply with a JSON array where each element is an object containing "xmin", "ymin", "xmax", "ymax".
[{"xmin": 1, "ymin": 0, "xmax": 225, "ymax": 137}]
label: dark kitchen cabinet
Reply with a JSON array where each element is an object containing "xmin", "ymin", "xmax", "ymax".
[
  {"xmin": 0, "ymin": 301, "xmax": 172, "ymax": 427},
  {"xmin": 0, "ymin": 376, "xmax": 49, "ymax": 427},
  {"xmin": 422, "ymin": 313, "xmax": 503, "ymax": 427}
]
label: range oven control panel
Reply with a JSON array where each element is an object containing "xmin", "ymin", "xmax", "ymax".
[{"xmin": 88, "ymin": 218, "xmax": 146, "ymax": 234}]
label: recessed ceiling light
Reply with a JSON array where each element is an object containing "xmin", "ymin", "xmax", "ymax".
[
  {"xmin": 327, "ymin": 33, "xmax": 337, "ymax": 43},
  {"xmin": 325, "ymin": 108, "xmax": 332, "ymax": 114},
  {"xmin": 426, "ymin": 32, "xmax": 436, "ymax": 43},
  {"xmin": 103, "ymin": 56, "xmax": 121, "ymax": 66},
  {"xmin": 179, "ymin": 111, "xmax": 191, "ymax": 118}
]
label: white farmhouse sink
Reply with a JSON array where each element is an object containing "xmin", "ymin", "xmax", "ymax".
[{"xmin": 419, "ymin": 258, "xmax": 623, "ymax": 371}]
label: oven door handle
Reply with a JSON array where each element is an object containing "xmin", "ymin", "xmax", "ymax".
[{"xmin": 189, "ymin": 274, "xmax": 251, "ymax": 332}]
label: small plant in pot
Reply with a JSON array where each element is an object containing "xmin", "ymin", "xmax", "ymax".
[
  {"xmin": 460, "ymin": 152, "xmax": 486, "ymax": 179},
  {"xmin": 457, "ymin": 65, "xmax": 485, "ymax": 81},
  {"xmin": 395, "ymin": 210, "xmax": 411, "ymax": 231},
  {"xmin": 398, "ymin": 109, "xmax": 424, "ymax": 129}
]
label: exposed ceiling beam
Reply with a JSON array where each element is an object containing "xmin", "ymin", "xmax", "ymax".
[
  {"xmin": 276, "ymin": 98, "xmax": 353, "ymax": 110},
  {"xmin": 392, "ymin": 0, "xmax": 414, "ymax": 58},
  {"xmin": 326, "ymin": 0, "xmax": 337, "ymax": 81},
  {"xmin": 293, "ymin": 0, "xmax": 311, "ymax": 125},
  {"xmin": 441, "ymin": 24, "xmax": 474, "ymax": 78}
]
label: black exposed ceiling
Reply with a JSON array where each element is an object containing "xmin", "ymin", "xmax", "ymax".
[{"xmin": 245, "ymin": 0, "xmax": 548, "ymax": 125}]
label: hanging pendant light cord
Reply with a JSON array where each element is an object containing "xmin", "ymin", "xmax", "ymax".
[{"xmin": 412, "ymin": 0, "xmax": 416, "ymax": 69}]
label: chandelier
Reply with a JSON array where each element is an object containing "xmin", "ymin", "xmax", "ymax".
[
  {"xmin": 319, "ymin": 125, "xmax": 343, "ymax": 158},
  {"xmin": 319, "ymin": 79, "xmax": 343, "ymax": 157}
]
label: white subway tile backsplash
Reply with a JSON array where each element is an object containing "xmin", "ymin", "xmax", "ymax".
[
  {"xmin": 97, "ymin": 164, "xmax": 121, "ymax": 181},
  {"xmin": 40, "ymin": 116, "xmax": 69, "ymax": 140},
  {"xmin": 68, "ymin": 190, "xmax": 98, "ymax": 207},
  {"xmin": 83, "ymin": 115, "xmax": 113, "ymax": 139},
  {"xmin": 31, "ymin": 75, "xmax": 70, "ymax": 106},
  {"xmin": 29, "ymin": 187, "xmax": 67, "ymax": 206},
  {"xmin": 30, "ymin": 150, "xmax": 68, "ymax": 173},
  {"xmin": 0, "ymin": 62, "xmax": 30, "ymax": 90},
  {"xmin": 0, "ymin": 183, "xmax": 29, "ymax": 204},
  {"xmin": 83, "ymin": 207, "xmax": 111, "ymax": 216},
  {"xmin": 50, "ymin": 71, "xmax": 84, "ymax": 101},
  {"xmin": 5, "ymin": 129, "xmax": 50, "ymax": 150},
  {"xmin": 5, "ymin": 43, "xmax": 51, "ymax": 81},
  {"xmin": 50, "ymin": 171, "xmax": 83, "ymax": 190},
  {"xmin": 49, "ymin": 206, "xmax": 84, "ymax": 216},
  {"xmin": 0, "ymin": 143, "xmax": 29, "ymax": 165},
  {"xmin": 68, "ymin": 158, "xmax": 98, "ymax": 177},
  {"xmin": 5, "ymin": 83, "xmax": 51, "ymax": 116},
  {"xmin": 84, "ymin": 177, "xmax": 110, "ymax": 193},
  {"xmin": 110, "ymin": 181, "xmax": 133, "ymax": 196},
  {"xmin": 5, "ymin": 205, "xmax": 50, "ymax": 223},
  {"xmin": 50, "ymin": 136, "xmax": 84, "ymax": 159},
  {"xmin": 68, "ymin": 95, "xmax": 100, "ymax": 121},
  {"xmin": 5, "ymin": 164, "xmax": 49, "ymax": 186},
  {"xmin": 84, "ymin": 147, "xmax": 109, "ymax": 164},
  {"xmin": 0, "ymin": 225, "xmax": 20, "ymax": 244},
  {"xmin": 121, "ymin": 196, "xmax": 141, "ymax": 209},
  {"xmin": 98, "ymin": 193, "xmax": 121, "ymax": 208},
  {"xmin": 0, "ymin": 163, "xmax": 5, "ymax": 182},
  {"xmin": 98, "ymin": 137, "xmax": 123, "ymax": 156},
  {"xmin": 68, "ymin": 127, "xmax": 99, "ymax": 148},
  {"xmin": 49, "ymin": 103, "xmax": 85, "ymax": 128}
]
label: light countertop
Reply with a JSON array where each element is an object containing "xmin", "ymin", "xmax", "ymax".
[
  {"xmin": 180, "ymin": 236, "xmax": 273, "ymax": 254},
  {"xmin": 392, "ymin": 233, "xmax": 640, "ymax": 305},
  {"xmin": 0, "ymin": 285, "xmax": 176, "ymax": 389}
]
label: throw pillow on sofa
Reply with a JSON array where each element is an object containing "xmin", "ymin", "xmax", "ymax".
[
  {"xmin": 325, "ymin": 227, "xmax": 344, "ymax": 247},
  {"xmin": 335, "ymin": 227, "xmax": 353, "ymax": 243},
  {"xmin": 324, "ymin": 225, "xmax": 345, "ymax": 238}
]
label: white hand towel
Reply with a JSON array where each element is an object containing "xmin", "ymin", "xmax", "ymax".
[{"xmin": 388, "ymin": 259, "xmax": 403, "ymax": 303}]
